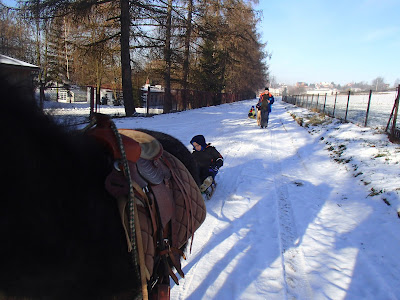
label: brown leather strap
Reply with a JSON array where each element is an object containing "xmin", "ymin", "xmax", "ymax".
[
  {"xmin": 132, "ymin": 181, "xmax": 157, "ymax": 235},
  {"xmin": 158, "ymin": 284, "xmax": 170, "ymax": 300},
  {"xmin": 159, "ymin": 246, "xmax": 185, "ymax": 279},
  {"xmin": 152, "ymin": 284, "xmax": 170, "ymax": 300},
  {"xmin": 150, "ymin": 183, "xmax": 174, "ymax": 228},
  {"xmin": 116, "ymin": 196, "xmax": 132, "ymax": 252},
  {"xmin": 162, "ymin": 155, "xmax": 195, "ymax": 250},
  {"xmin": 149, "ymin": 283, "xmax": 171, "ymax": 300},
  {"xmin": 133, "ymin": 194, "xmax": 150, "ymax": 300}
]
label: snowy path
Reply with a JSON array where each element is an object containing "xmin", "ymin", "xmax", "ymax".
[
  {"xmin": 269, "ymin": 117, "xmax": 313, "ymax": 300},
  {"xmin": 114, "ymin": 99, "xmax": 400, "ymax": 299}
]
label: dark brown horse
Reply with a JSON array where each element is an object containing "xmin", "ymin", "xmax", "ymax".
[{"xmin": 0, "ymin": 78, "xmax": 205, "ymax": 300}]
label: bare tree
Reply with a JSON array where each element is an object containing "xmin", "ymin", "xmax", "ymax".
[
  {"xmin": 0, "ymin": 4, "xmax": 35, "ymax": 62},
  {"xmin": 181, "ymin": 0, "xmax": 193, "ymax": 108},
  {"xmin": 163, "ymin": 0, "xmax": 173, "ymax": 113},
  {"xmin": 16, "ymin": 0, "xmax": 268, "ymax": 113},
  {"xmin": 372, "ymin": 76, "xmax": 386, "ymax": 91},
  {"xmin": 20, "ymin": 0, "xmax": 136, "ymax": 115}
]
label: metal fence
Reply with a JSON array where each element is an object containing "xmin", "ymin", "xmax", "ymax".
[
  {"xmin": 168, "ymin": 89, "xmax": 245, "ymax": 111},
  {"xmin": 283, "ymin": 86, "xmax": 400, "ymax": 142},
  {"xmin": 40, "ymin": 85, "xmax": 247, "ymax": 111},
  {"xmin": 41, "ymin": 84, "xmax": 249, "ymax": 127},
  {"xmin": 45, "ymin": 87, "xmax": 87, "ymax": 103},
  {"xmin": 93, "ymin": 87, "xmax": 249, "ymax": 114}
]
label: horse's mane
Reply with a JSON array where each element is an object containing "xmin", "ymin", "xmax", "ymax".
[{"xmin": 0, "ymin": 79, "xmax": 140, "ymax": 299}]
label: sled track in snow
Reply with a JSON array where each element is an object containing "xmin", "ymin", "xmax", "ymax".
[{"xmin": 270, "ymin": 118, "xmax": 313, "ymax": 300}]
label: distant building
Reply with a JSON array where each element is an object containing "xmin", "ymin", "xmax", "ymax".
[
  {"xmin": 296, "ymin": 82, "xmax": 308, "ymax": 87},
  {"xmin": 141, "ymin": 83, "xmax": 164, "ymax": 107},
  {"xmin": 269, "ymin": 87, "xmax": 282, "ymax": 96},
  {"xmin": 315, "ymin": 82, "xmax": 334, "ymax": 89},
  {"xmin": 306, "ymin": 89, "xmax": 337, "ymax": 95},
  {"xmin": 0, "ymin": 54, "xmax": 39, "ymax": 101}
]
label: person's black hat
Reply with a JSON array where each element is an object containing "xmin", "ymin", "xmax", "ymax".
[
  {"xmin": 190, "ymin": 135, "xmax": 207, "ymax": 148},
  {"xmin": 265, "ymin": 87, "xmax": 269, "ymax": 90}
]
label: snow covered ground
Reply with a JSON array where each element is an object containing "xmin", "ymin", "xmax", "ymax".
[{"xmin": 50, "ymin": 97, "xmax": 400, "ymax": 299}]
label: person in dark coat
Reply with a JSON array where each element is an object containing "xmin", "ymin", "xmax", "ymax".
[
  {"xmin": 190, "ymin": 135, "xmax": 223, "ymax": 192},
  {"xmin": 256, "ymin": 87, "xmax": 274, "ymax": 128}
]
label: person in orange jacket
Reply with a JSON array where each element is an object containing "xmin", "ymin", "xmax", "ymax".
[{"xmin": 256, "ymin": 87, "xmax": 274, "ymax": 128}]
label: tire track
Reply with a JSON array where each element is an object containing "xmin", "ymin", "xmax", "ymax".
[
  {"xmin": 269, "ymin": 116, "xmax": 313, "ymax": 300},
  {"xmin": 174, "ymin": 137, "xmax": 248, "ymax": 299}
]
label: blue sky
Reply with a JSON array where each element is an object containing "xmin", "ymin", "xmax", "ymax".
[{"xmin": 256, "ymin": 0, "xmax": 400, "ymax": 86}]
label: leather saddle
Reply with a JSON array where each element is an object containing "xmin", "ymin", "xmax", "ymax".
[{"xmin": 86, "ymin": 114, "xmax": 206, "ymax": 299}]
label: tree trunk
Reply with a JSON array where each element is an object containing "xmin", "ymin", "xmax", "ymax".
[
  {"xmin": 63, "ymin": 16, "xmax": 70, "ymax": 81},
  {"xmin": 34, "ymin": 0, "xmax": 43, "ymax": 108},
  {"xmin": 182, "ymin": 0, "xmax": 193, "ymax": 111},
  {"xmin": 163, "ymin": 0, "xmax": 173, "ymax": 113},
  {"xmin": 96, "ymin": 60, "xmax": 102, "ymax": 109},
  {"xmin": 120, "ymin": 0, "xmax": 135, "ymax": 116}
]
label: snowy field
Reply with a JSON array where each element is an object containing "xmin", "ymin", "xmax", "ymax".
[{"xmin": 50, "ymin": 98, "xmax": 400, "ymax": 299}]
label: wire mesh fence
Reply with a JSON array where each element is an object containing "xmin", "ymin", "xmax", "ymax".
[{"xmin": 283, "ymin": 86, "xmax": 400, "ymax": 142}]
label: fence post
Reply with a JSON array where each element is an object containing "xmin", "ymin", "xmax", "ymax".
[
  {"xmin": 332, "ymin": 92, "xmax": 338, "ymax": 117},
  {"xmin": 345, "ymin": 90, "xmax": 351, "ymax": 122},
  {"xmin": 310, "ymin": 94, "xmax": 314, "ymax": 109},
  {"xmin": 364, "ymin": 89, "xmax": 372, "ymax": 127},
  {"xmin": 89, "ymin": 86, "xmax": 95, "ymax": 117},
  {"xmin": 316, "ymin": 94, "xmax": 320, "ymax": 112},
  {"xmin": 390, "ymin": 85, "xmax": 400, "ymax": 140},
  {"xmin": 386, "ymin": 98, "xmax": 397, "ymax": 132},
  {"xmin": 39, "ymin": 82, "xmax": 45, "ymax": 109},
  {"xmin": 323, "ymin": 93, "xmax": 327, "ymax": 114},
  {"xmin": 146, "ymin": 85, "xmax": 151, "ymax": 116}
]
